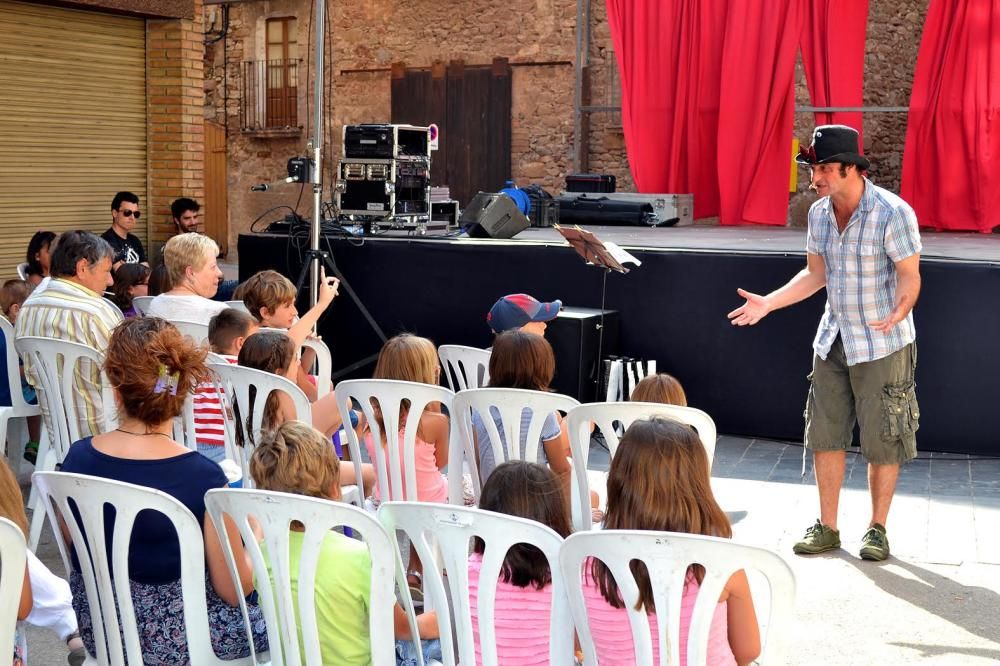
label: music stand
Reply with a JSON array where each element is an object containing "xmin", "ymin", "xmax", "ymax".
[{"xmin": 555, "ymin": 224, "xmax": 639, "ymax": 397}]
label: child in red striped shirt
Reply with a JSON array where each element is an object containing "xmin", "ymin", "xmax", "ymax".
[{"xmin": 194, "ymin": 308, "xmax": 259, "ymax": 462}]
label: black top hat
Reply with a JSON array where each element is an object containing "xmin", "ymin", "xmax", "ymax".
[{"xmin": 796, "ymin": 125, "xmax": 870, "ymax": 171}]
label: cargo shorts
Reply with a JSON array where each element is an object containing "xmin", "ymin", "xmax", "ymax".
[{"xmin": 804, "ymin": 336, "xmax": 919, "ymax": 465}]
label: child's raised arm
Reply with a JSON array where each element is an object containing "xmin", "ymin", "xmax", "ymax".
[{"xmin": 287, "ymin": 269, "xmax": 339, "ymax": 349}]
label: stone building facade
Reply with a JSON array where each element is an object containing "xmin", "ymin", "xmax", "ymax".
[{"xmin": 206, "ymin": 0, "xmax": 927, "ymax": 256}]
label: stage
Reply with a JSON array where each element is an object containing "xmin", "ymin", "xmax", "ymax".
[{"xmin": 238, "ymin": 225, "xmax": 1000, "ymax": 456}]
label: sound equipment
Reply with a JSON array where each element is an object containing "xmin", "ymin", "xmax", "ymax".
[
  {"xmin": 566, "ymin": 173, "xmax": 617, "ymax": 193},
  {"xmin": 557, "ymin": 194, "xmax": 659, "ymax": 227},
  {"xmin": 547, "ymin": 307, "xmax": 620, "ymax": 402},
  {"xmin": 460, "ymin": 192, "xmax": 530, "ymax": 239},
  {"xmin": 431, "ymin": 200, "xmax": 460, "ymax": 227},
  {"xmin": 343, "ymin": 124, "xmax": 431, "ymax": 159}
]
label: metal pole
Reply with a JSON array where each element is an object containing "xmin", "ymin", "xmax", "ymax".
[
  {"xmin": 572, "ymin": 0, "xmax": 584, "ymax": 173},
  {"xmin": 310, "ymin": 0, "xmax": 325, "ymax": 308}
]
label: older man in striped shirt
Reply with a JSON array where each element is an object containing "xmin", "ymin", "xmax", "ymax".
[
  {"xmin": 728, "ymin": 126, "xmax": 921, "ymax": 562},
  {"xmin": 16, "ymin": 231, "xmax": 122, "ymax": 438}
]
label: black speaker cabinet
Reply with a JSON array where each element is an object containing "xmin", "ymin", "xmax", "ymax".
[
  {"xmin": 461, "ymin": 192, "xmax": 530, "ymax": 239},
  {"xmin": 548, "ymin": 307, "xmax": 620, "ymax": 402}
]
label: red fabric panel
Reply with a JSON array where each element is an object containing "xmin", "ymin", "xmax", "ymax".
[
  {"xmin": 901, "ymin": 0, "xmax": 1000, "ymax": 232},
  {"xmin": 716, "ymin": 1, "xmax": 803, "ymax": 225},
  {"xmin": 607, "ymin": 1, "xmax": 803, "ymax": 224},
  {"xmin": 800, "ymin": 1, "xmax": 869, "ymax": 141},
  {"xmin": 605, "ymin": 1, "xmax": 724, "ymax": 218}
]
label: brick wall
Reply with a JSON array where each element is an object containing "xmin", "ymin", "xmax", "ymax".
[{"xmin": 147, "ymin": 0, "xmax": 206, "ymax": 256}]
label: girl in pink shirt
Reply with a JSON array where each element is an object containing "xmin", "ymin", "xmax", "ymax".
[
  {"xmin": 468, "ymin": 461, "xmax": 572, "ymax": 666},
  {"xmin": 360, "ymin": 334, "xmax": 450, "ymax": 595},
  {"xmin": 583, "ymin": 417, "xmax": 761, "ymax": 666}
]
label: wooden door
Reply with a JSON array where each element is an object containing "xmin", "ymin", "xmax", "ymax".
[
  {"xmin": 204, "ymin": 121, "xmax": 228, "ymax": 255},
  {"xmin": 391, "ymin": 58, "xmax": 512, "ymax": 207}
]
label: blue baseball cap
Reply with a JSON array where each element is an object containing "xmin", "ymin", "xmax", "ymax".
[{"xmin": 487, "ymin": 294, "xmax": 562, "ymax": 334}]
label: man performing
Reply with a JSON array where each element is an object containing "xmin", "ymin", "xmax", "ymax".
[{"xmin": 728, "ymin": 125, "xmax": 921, "ymax": 561}]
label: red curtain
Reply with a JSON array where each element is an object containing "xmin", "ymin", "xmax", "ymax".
[
  {"xmin": 901, "ymin": 0, "xmax": 1000, "ymax": 232},
  {"xmin": 607, "ymin": 1, "xmax": 804, "ymax": 225},
  {"xmin": 800, "ymin": 1, "xmax": 869, "ymax": 140}
]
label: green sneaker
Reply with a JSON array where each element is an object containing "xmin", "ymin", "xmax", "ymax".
[
  {"xmin": 792, "ymin": 519, "xmax": 841, "ymax": 555},
  {"xmin": 860, "ymin": 523, "xmax": 890, "ymax": 561}
]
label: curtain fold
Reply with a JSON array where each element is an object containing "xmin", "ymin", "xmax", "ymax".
[
  {"xmin": 901, "ymin": 0, "xmax": 1000, "ymax": 232},
  {"xmin": 800, "ymin": 0, "xmax": 869, "ymax": 139}
]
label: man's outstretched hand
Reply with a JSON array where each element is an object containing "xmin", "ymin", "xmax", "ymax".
[{"xmin": 728, "ymin": 288, "xmax": 770, "ymax": 326}]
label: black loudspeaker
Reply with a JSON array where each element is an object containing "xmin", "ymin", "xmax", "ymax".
[
  {"xmin": 461, "ymin": 192, "xmax": 530, "ymax": 239},
  {"xmin": 547, "ymin": 307, "xmax": 620, "ymax": 402}
]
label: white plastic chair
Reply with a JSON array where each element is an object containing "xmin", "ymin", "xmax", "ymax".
[
  {"xmin": 172, "ymin": 391, "xmax": 199, "ymax": 451},
  {"xmin": 0, "ymin": 516, "xmax": 27, "ymax": 661},
  {"xmin": 301, "ymin": 337, "xmax": 332, "ymax": 397},
  {"xmin": 378, "ymin": 502, "xmax": 573, "ymax": 666},
  {"xmin": 131, "ymin": 295, "xmax": 155, "ymax": 316},
  {"xmin": 15, "ymin": 337, "xmax": 116, "ymax": 551},
  {"xmin": 0, "ymin": 316, "xmax": 42, "ymax": 474},
  {"xmin": 565, "ymin": 402, "xmax": 718, "ymax": 530},
  {"xmin": 15, "ymin": 262, "xmax": 29, "ymax": 281},
  {"xmin": 32, "ymin": 471, "xmax": 257, "ymax": 666},
  {"xmin": 438, "ymin": 345, "xmax": 491, "ymax": 392},
  {"xmin": 226, "ymin": 300, "xmax": 250, "ymax": 314},
  {"xmin": 335, "ymin": 379, "xmax": 456, "ymax": 504},
  {"xmin": 208, "ymin": 362, "xmax": 311, "ymax": 488},
  {"xmin": 174, "ymin": 319, "xmax": 210, "ymax": 344},
  {"xmin": 451, "ymin": 387, "xmax": 579, "ymax": 504},
  {"xmin": 206, "ymin": 488, "xmax": 422, "ymax": 666},
  {"xmin": 559, "ymin": 530, "xmax": 796, "ymax": 666}
]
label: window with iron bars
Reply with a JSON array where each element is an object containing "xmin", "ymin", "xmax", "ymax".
[{"xmin": 240, "ymin": 17, "xmax": 301, "ymax": 130}]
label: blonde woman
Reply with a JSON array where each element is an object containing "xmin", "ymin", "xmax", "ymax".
[{"xmin": 148, "ymin": 232, "xmax": 228, "ymax": 325}]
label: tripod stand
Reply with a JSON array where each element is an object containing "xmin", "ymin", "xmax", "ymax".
[{"xmin": 293, "ymin": 247, "xmax": 388, "ymax": 378}]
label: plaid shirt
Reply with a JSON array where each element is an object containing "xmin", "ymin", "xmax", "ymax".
[{"xmin": 806, "ymin": 179, "xmax": 921, "ymax": 365}]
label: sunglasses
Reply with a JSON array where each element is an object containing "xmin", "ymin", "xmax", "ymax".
[{"xmin": 119, "ymin": 209, "xmax": 141, "ymax": 219}]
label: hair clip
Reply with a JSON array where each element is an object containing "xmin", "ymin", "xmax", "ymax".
[{"xmin": 153, "ymin": 363, "xmax": 180, "ymax": 396}]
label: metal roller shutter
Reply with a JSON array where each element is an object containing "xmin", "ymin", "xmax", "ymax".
[{"xmin": 0, "ymin": 0, "xmax": 146, "ymax": 279}]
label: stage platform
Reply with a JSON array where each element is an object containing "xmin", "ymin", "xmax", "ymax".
[{"xmin": 239, "ymin": 225, "xmax": 1000, "ymax": 456}]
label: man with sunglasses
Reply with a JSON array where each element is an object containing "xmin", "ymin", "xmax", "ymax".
[{"xmin": 102, "ymin": 191, "xmax": 148, "ymax": 271}]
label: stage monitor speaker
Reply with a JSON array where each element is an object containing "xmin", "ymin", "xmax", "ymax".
[
  {"xmin": 461, "ymin": 192, "xmax": 530, "ymax": 239},
  {"xmin": 547, "ymin": 306, "xmax": 620, "ymax": 402}
]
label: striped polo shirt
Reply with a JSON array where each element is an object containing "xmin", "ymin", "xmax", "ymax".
[
  {"xmin": 806, "ymin": 179, "xmax": 921, "ymax": 365},
  {"xmin": 15, "ymin": 277, "xmax": 123, "ymax": 437}
]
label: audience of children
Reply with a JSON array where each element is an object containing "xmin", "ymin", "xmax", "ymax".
[
  {"xmin": 109, "ymin": 263, "xmax": 151, "ymax": 318},
  {"xmin": 58, "ymin": 317, "xmax": 268, "ymax": 662},
  {"xmin": 582, "ymin": 417, "xmax": 760, "ymax": 666},
  {"xmin": 24, "ymin": 231, "xmax": 56, "ymax": 288},
  {"xmin": 250, "ymin": 420, "xmax": 442, "ymax": 666},
  {"xmin": 468, "ymin": 460, "xmax": 572, "ymax": 666},
  {"xmin": 0, "ymin": 279, "xmax": 42, "ymax": 464},
  {"xmin": 191, "ymin": 308, "xmax": 259, "ymax": 462},
  {"xmin": 239, "ymin": 268, "xmax": 340, "ymax": 401}
]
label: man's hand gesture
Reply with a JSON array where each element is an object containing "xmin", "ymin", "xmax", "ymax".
[{"xmin": 727, "ymin": 288, "xmax": 771, "ymax": 326}]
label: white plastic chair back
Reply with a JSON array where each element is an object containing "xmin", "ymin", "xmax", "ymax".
[
  {"xmin": 131, "ymin": 295, "xmax": 155, "ymax": 316},
  {"xmin": 335, "ymin": 379, "xmax": 456, "ymax": 503},
  {"xmin": 559, "ymin": 530, "xmax": 796, "ymax": 666},
  {"xmin": 438, "ymin": 345, "xmax": 491, "ymax": 392},
  {"xmin": 206, "ymin": 489, "xmax": 420, "ymax": 666},
  {"xmin": 226, "ymin": 300, "xmax": 250, "ymax": 314},
  {"xmin": 208, "ymin": 362, "xmax": 311, "ymax": 488},
  {"xmin": 0, "ymin": 516, "xmax": 27, "ymax": 660},
  {"xmin": 172, "ymin": 391, "xmax": 199, "ymax": 451},
  {"xmin": 301, "ymin": 337, "xmax": 332, "ymax": 397},
  {"xmin": 15, "ymin": 337, "xmax": 116, "ymax": 550},
  {"xmin": 32, "ymin": 471, "xmax": 251, "ymax": 666},
  {"xmin": 565, "ymin": 402, "xmax": 718, "ymax": 530},
  {"xmin": 378, "ymin": 502, "xmax": 572, "ymax": 666},
  {"xmin": 0, "ymin": 316, "xmax": 41, "ymax": 472},
  {"xmin": 15, "ymin": 262, "xmax": 29, "ymax": 281},
  {"xmin": 451, "ymin": 387, "xmax": 579, "ymax": 503},
  {"xmin": 173, "ymin": 319, "xmax": 210, "ymax": 344}
]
